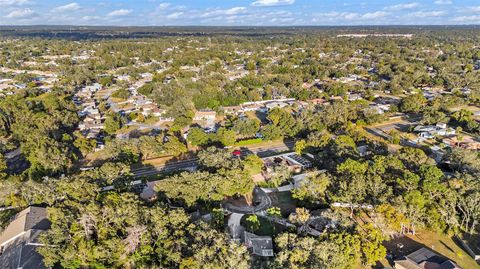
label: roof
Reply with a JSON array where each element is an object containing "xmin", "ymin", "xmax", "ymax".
[
  {"xmin": 243, "ymin": 231, "xmax": 274, "ymax": 257},
  {"xmin": 395, "ymin": 247, "xmax": 462, "ymax": 269},
  {"xmin": 0, "ymin": 206, "xmax": 50, "ymax": 269},
  {"xmin": 0, "ymin": 207, "xmax": 49, "ymax": 246}
]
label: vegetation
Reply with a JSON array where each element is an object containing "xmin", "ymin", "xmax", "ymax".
[{"xmin": 0, "ymin": 27, "xmax": 479, "ymax": 268}]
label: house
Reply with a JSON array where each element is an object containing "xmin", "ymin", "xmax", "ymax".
[
  {"xmin": 347, "ymin": 93, "xmax": 363, "ymax": 101},
  {"xmin": 265, "ymin": 101, "xmax": 288, "ymax": 110},
  {"xmin": 0, "ymin": 206, "xmax": 51, "ymax": 269},
  {"xmin": 223, "ymin": 105, "xmax": 242, "ymax": 115},
  {"xmin": 243, "ymin": 231, "xmax": 274, "ymax": 257},
  {"xmin": 443, "ymin": 137, "xmax": 480, "ymax": 150},
  {"xmin": 394, "ymin": 247, "xmax": 461, "ymax": 269},
  {"xmin": 307, "ymin": 98, "xmax": 327, "ymax": 105},
  {"xmin": 194, "ymin": 110, "xmax": 217, "ymax": 121},
  {"xmin": 413, "ymin": 123, "xmax": 455, "ymax": 138}
]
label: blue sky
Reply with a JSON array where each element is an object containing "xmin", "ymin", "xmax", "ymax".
[{"xmin": 1, "ymin": 0, "xmax": 479, "ymax": 26}]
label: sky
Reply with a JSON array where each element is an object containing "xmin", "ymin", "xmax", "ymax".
[{"xmin": 1, "ymin": 0, "xmax": 480, "ymax": 26}]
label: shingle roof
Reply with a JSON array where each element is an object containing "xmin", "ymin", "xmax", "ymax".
[
  {"xmin": 0, "ymin": 206, "xmax": 50, "ymax": 269},
  {"xmin": 395, "ymin": 247, "xmax": 462, "ymax": 269}
]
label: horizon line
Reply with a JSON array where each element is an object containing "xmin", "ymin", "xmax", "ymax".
[{"xmin": 1, "ymin": 24, "xmax": 480, "ymax": 28}]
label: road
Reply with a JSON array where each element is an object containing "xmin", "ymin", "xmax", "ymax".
[
  {"xmin": 222, "ymin": 187, "xmax": 271, "ymax": 214},
  {"xmin": 132, "ymin": 140, "xmax": 295, "ymax": 178}
]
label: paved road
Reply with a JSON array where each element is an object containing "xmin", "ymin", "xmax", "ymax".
[
  {"xmin": 132, "ymin": 140, "xmax": 295, "ymax": 178},
  {"xmin": 227, "ymin": 213, "xmax": 245, "ymax": 240},
  {"xmin": 222, "ymin": 187, "xmax": 271, "ymax": 214}
]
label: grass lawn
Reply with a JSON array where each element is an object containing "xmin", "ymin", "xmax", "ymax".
[
  {"xmin": 383, "ymin": 230, "xmax": 480, "ymax": 269},
  {"xmin": 268, "ymin": 191, "xmax": 297, "ymax": 217},
  {"xmin": 235, "ymin": 138, "xmax": 263, "ymax": 146},
  {"xmin": 414, "ymin": 230, "xmax": 480, "ymax": 269},
  {"xmin": 240, "ymin": 214, "xmax": 290, "ymax": 236}
]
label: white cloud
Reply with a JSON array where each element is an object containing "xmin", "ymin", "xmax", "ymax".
[
  {"xmin": 201, "ymin": 7, "xmax": 248, "ymax": 18},
  {"xmin": 224, "ymin": 7, "xmax": 247, "ymax": 15},
  {"xmin": 462, "ymin": 6, "xmax": 480, "ymax": 13},
  {"xmin": 313, "ymin": 11, "xmax": 389, "ymax": 22},
  {"xmin": 107, "ymin": 9, "xmax": 132, "ymax": 17},
  {"xmin": 157, "ymin": 3, "xmax": 171, "ymax": 10},
  {"xmin": 166, "ymin": 12, "xmax": 183, "ymax": 19},
  {"xmin": 251, "ymin": 0, "xmax": 295, "ymax": 7},
  {"xmin": 0, "ymin": 0, "xmax": 30, "ymax": 7},
  {"xmin": 384, "ymin": 2, "xmax": 419, "ymax": 11},
  {"xmin": 434, "ymin": 0, "xmax": 452, "ymax": 4},
  {"xmin": 4, "ymin": 8, "xmax": 36, "ymax": 19},
  {"xmin": 451, "ymin": 15, "xmax": 480, "ymax": 22},
  {"xmin": 407, "ymin": 11, "xmax": 446, "ymax": 17},
  {"xmin": 52, "ymin": 3, "xmax": 81, "ymax": 13},
  {"xmin": 361, "ymin": 11, "xmax": 389, "ymax": 19}
]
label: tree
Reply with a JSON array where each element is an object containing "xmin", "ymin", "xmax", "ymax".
[
  {"xmin": 215, "ymin": 127, "xmax": 236, "ymax": 147},
  {"xmin": 73, "ymin": 135, "xmax": 96, "ymax": 156},
  {"xmin": 104, "ymin": 114, "xmax": 122, "ymax": 134},
  {"xmin": 245, "ymin": 215, "xmax": 260, "ymax": 232},
  {"xmin": 162, "ymin": 136, "xmax": 187, "ymax": 157},
  {"xmin": 399, "ymin": 94, "xmax": 427, "ymax": 113},
  {"xmin": 359, "ymin": 224, "xmax": 387, "ymax": 266},
  {"xmin": 197, "ymin": 147, "xmax": 242, "ymax": 170},
  {"xmin": 266, "ymin": 207, "xmax": 282, "ymax": 218},
  {"xmin": 260, "ymin": 124, "xmax": 283, "ymax": 141},
  {"xmin": 295, "ymin": 139, "xmax": 307, "ymax": 155},
  {"xmin": 329, "ymin": 232, "xmax": 361, "ymax": 267},
  {"xmin": 274, "ymin": 233, "xmax": 317, "ymax": 269},
  {"xmin": 138, "ymin": 136, "xmax": 163, "ymax": 160},
  {"xmin": 333, "ymin": 159, "xmax": 369, "ymax": 216},
  {"xmin": 289, "ymin": 207, "xmax": 311, "ymax": 226},
  {"xmin": 267, "ymin": 107, "xmax": 298, "ymax": 136},
  {"xmin": 444, "ymin": 147, "xmax": 480, "ymax": 173},
  {"xmin": 184, "ymin": 223, "xmax": 250, "ymax": 269},
  {"xmin": 232, "ymin": 118, "xmax": 260, "ymax": 138},
  {"xmin": 187, "ymin": 127, "xmax": 210, "ymax": 146},
  {"xmin": 0, "ymin": 153, "xmax": 7, "ymax": 179},
  {"xmin": 243, "ymin": 154, "xmax": 263, "ymax": 176},
  {"xmin": 111, "ymin": 88, "xmax": 131, "ymax": 100},
  {"xmin": 292, "ymin": 172, "xmax": 331, "ymax": 204}
]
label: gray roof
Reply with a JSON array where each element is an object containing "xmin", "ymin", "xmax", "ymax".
[
  {"xmin": 395, "ymin": 247, "xmax": 462, "ymax": 269},
  {"xmin": 0, "ymin": 206, "xmax": 50, "ymax": 269},
  {"xmin": 244, "ymin": 231, "xmax": 274, "ymax": 257}
]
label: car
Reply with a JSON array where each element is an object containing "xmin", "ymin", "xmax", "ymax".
[{"xmin": 232, "ymin": 150, "xmax": 242, "ymax": 156}]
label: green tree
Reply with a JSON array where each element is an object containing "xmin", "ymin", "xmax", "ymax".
[
  {"xmin": 292, "ymin": 172, "xmax": 331, "ymax": 204},
  {"xmin": 0, "ymin": 153, "xmax": 8, "ymax": 179},
  {"xmin": 104, "ymin": 114, "xmax": 122, "ymax": 134},
  {"xmin": 246, "ymin": 215, "xmax": 260, "ymax": 232},
  {"xmin": 187, "ymin": 127, "xmax": 210, "ymax": 146},
  {"xmin": 359, "ymin": 224, "xmax": 387, "ymax": 266},
  {"xmin": 162, "ymin": 136, "xmax": 187, "ymax": 157},
  {"xmin": 295, "ymin": 139, "xmax": 307, "ymax": 155},
  {"xmin": 216, "ymin": 127, "xmax": 236, "ymax": 147},
  {"xmin": 400, "ymin": 94, "xmax": 427, "ymax": 113},
  {"xmin": 260, "ymin": 124, "xmax": 283, "ymax": 141},
  {"xmin": 243, "ymin": 154, "xmax": 263, "ymax": 176}
]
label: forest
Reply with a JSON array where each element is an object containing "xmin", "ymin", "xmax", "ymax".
[{"xmin": 0, "ymin": 27, "xmax": 479, "ymax": 268}]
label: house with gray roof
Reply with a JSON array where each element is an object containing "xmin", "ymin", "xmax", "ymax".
[
  {"xmin": 0, "ymin": 206, "xmax": 51, "ymax": 269},
  {"xmin": 243, "ymin": 231, "xmax": 274, "ymax": 257},
  {"xmin": 394, "ymin": 247, "xmax": 461, "ymax": 269}
]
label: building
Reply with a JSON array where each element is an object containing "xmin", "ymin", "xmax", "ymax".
[
  {"xmin": 193, "ymin": 110, "xmax": 217, "ymax": 121},
  {"xmin": 222, "ymin": 105, "xmax": 242, "ymax": 115},
  {"xmin": 0, "ymin": 206, "xmax": 51, "ymax": 269},
  {"xmin": 394, "ymin": 247, "xmax": 461, "ymax": 269},
  {"xmin": 243, "ymin": 231, "xmax": 274, "ymax": 257}
]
